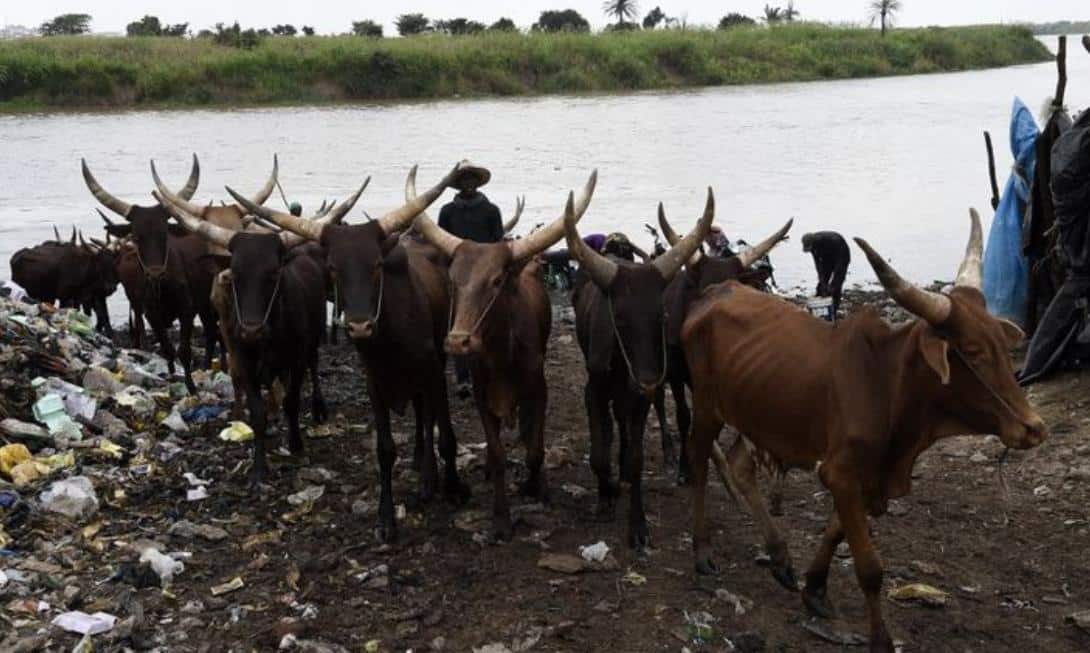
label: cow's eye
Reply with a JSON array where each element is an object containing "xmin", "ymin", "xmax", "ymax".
[{"xmin": 492, "ymin": 276, "xmax": 503, "ymax": 288}]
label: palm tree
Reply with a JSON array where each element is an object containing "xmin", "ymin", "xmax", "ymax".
[
  {"xmin": 869, "ymin": 0, "xmax": 902, "ymax": 36},
  {"xmin": 603, "ymin": 0, "xmax": 640, "ymax": 28},
  {"xmin": 783, "ymin": 1, "xmax": 799, "ymax": 22},
  {"xmin": 763, "ymin": 5, "xmax": 783, "ymax": 24}
]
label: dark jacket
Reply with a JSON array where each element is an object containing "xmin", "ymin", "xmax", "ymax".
[
  {"xmin": 807, "ymin": 231, "xmax": 850, "ymax": 269},
  {"xmin": 438, "ymin": 192, "xmax": 503, "ymax": 243}
]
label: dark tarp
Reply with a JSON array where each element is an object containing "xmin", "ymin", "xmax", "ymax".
[{"xmin": 1020, "ymin": 108, "xmax": 1090, "ymax": 384}]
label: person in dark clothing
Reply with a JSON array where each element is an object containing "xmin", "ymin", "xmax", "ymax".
[
  {"xmin": 439, "ymin": 161, "xmax": 504, "ymax": 396},
  {"xmin": 802, "ymin": 231, "xmax": 851, "ymax": 319}
]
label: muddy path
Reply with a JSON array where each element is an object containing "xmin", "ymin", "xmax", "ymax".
[{"xmin": 4, "ymin": 289, "xmax": 1090, "ymax": 652}]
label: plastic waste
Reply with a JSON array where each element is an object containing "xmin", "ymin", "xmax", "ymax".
[
  {"xmin": 39, "ymin": 476, "xmax": 99, "ymax": 520},
  {"xmin": 32, "ymin": 394, "xmax": 83, "ymax": 442},
  {"xmin": 183, "ymin": 404, "xmax": 227, "ymax": 423},
  {"xmin": 0, "ymin": 443, "xmax": 32, "ymax": 477},
  {"xmin": 10, "ymin": 462, "xmax": 43, "ymax": 486},
  {"xmin": 287, "ymin": 485, "xmax": 325, "ymax": 506},
  {"xmin": 888, "ymin": 583, "xmax": 949, "ymax": 607},
  {"xmin": 579, "ymin": 541, "xmax": 610, "ymax": 562},
  {"xmin": 219, "ymin": 421, "xmax": 254, "ymax": 442},
  {"xmin": 140, "ymin": 547, "xmax": 184, "ymax": 584},
  {"xmin": 33, "ymin": 377, "xmax": 97, "ymax": 421},
  {"xmin": 210, "ymin": 576, "xmax": 244, "ymax": 596},
  {"xmin": 113, "ymin": 386, "xmax": 156, "ymax": 420},
  {"xmin": 161, "ymin": 409, "xmax": 189, "ymax": 433},
  {"xmin": 806, "ymin": 296, "xmax": 834, "ymax": 321},
  {"xmin": 82, "ymin": 366, "xmax": 123, "ymax": 396},
  {"xmin": 51, "ymin": 610, "xmax": 117, "ymax": 635}
]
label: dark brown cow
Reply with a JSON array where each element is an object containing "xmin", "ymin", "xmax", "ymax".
[
  {"xmin": 682, "ymin": 210, "xmax": 1047, "ymax": 652},
  {"xmin": 567, "ymin": 189, "xmax": 713, "ymax": 549},
  {"xmin": 10, "ymin": 235, "xmax": 119, "ymax": 337},
  {"xmin": 83, "ymin": 156, "xmax": 219, "ymax": 391},
  {"xmin": 412, "ymin": 170, "xmax": 597, "ymax": 539},
  {"xmin": 234, "ymin": 165, "xmax": 465, "ymax": 540},
  {"xmin": 156, "ymin": 191, "xmax": 329, "ymax": 482}
]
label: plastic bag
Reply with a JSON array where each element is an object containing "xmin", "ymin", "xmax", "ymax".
[{"xmin": 40, "ymin": 475, "xmax": 99, "ymax": 520}]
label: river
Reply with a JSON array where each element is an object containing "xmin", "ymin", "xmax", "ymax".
[{"xmin": 1, "ymin": 36, "xmax": 1086, "ymax": 321}]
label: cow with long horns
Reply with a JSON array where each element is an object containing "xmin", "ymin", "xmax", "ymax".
[
  {"xmin": 228, "ymin": 165, "xmax": 466, "ymax": 539},
  {"xmin": 681, "ymin": 210, "xmax": 1047, "ymax": 652},
  {"xmin": 567, "ymin": 189, "xmax": 713, "ymax": 549},
  {"xmin": 83, "ymin": 155, "xmax": 220, "ymax": 390},
  {"xmin": 412, "ymin": 169, "xmax": 597, "ymax": 539},
  {"xmin": 155, "ymin": 187, "xmax": 344, "ymax": 481}
]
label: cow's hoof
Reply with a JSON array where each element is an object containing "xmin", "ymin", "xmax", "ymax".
[
  {"xmin": 312, "ymin": 400, "xmax": 328, "ymax": 424},
  {"xmin": 695, "ymin": 557, "xmax": 720, "ymax": 576},
  {"xmin": 375, "ymin": 520, "xmax": 398, "ymax": 544},
  {"xmin": 444, "ymin": 478, "xmax": 471, "ymax": 505},
  {"xmin": 802, "ymin": 586, "xmax": 837, "ymax": 619},
  {"xmin": 628, "ymin": 523, "xmax": 651, "ymax": 552},
  {"xmin": 771, "ymin": 563, "xmax": 799, "ymax": 591},
  {"xmin": 419, "ymin": 475, "xmax": 438, "ymax": 504},
  {"xmin": 491, "ymin": 516, "xmax": 513, "ymax": 542},
  {"xmin": 868, "ymin": 631, "xmax": 895, "ymax": 653}
]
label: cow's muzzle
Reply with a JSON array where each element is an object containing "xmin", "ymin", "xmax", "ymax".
[
  {"xmin": 1002, "ymin": 414, "xmax": 1048, "ymax": 450},
  {"xmin": 445, "ymin": 330, "xmax": 482, "ymax": 356},
  {"xmin": 347, "ymin": 320, "xmax": 375, "ymax": 341},
  {"xmin": 144, "ymin": 265, "xmax": 167, "ymax": 282},
  {"xmin": 238, "ymin": 322, "xmax": 270, "ymax": 344}
]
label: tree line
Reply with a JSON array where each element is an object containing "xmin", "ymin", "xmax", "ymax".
[{"xmin": 34, "ymin": 3, "xmax": 906, "ymax": 43}]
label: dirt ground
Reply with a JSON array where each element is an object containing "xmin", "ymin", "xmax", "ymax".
[{"xmin": 4, "ymin": 288, "xmax": 1090, "ymax": 652}]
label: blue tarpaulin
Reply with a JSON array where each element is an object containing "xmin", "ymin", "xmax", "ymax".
[{"xmin": 983, "ymin": 97, "xmax": 1039, "ymax": 325}]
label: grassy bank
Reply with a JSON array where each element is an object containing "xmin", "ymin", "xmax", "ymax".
[{"xmin": 0, "ymin": 23, "xmax": 1051, "ymax": 111}]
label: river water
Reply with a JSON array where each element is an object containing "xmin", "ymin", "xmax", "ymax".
[{"xmin": 1, "ymin": 37, "xmax": 1086, "ymax": 320}]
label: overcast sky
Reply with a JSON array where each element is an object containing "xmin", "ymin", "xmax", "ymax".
[{"xmin": 2, "ymin": 1, "xmax": 1087, "ymax": 34}]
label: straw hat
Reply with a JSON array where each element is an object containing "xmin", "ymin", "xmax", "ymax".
[{"xmin": 452, "ymin": 160, "xmax": 491, "ymax": 190}]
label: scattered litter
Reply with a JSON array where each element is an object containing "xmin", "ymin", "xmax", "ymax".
[
  {"xmin": 0, "ymin": 443, "xmax": 32, "ymax": 477},
  {"xmin": 187, "ymin": 486, "xmax": 209, "ymax": 501},
  {"xmin": 140, "ymin": 547, "xmax": 185, "ymax": 584},
  {"xmin": 537, "ymin": 553, "xmax": 585, "ymax": 574},
  {"xmin": 888, "ymin": 583, "xmax": 949, "ymax": 607},
  {"xmin": 1067, "ymin": 609, "xmax": 1090, "ymax": 633},
  {"xmin": 802, "ymin": 620, "xmax": 868, "ymax": 646},
  {"xmin": 287, "ymin": 485, "xmax": 325, "ymax": 506},
  {"xmin": 219, "ymin": 421, "xmax": 254, "ymax": 443},
  {"xmin": 621, "ymin": 570, "xmax": 647, "ymax": 586},
  {"xmin": 715, "ymin": 588, "xmax": 754, "ymax": 615},
  {"xmin": 210, "ymin": 576, "xmax": 245, "ymax": 596},
  {"xmin": 39, "ymin": 475, "xmax": 98, "ymax": 520},
  {"xmin": 51, "ymin": 610, "xmax": 118, "ymax": 635},
  {"xmin": 579, "ymin": 540, "xmax": 609, "ymax": 562}
]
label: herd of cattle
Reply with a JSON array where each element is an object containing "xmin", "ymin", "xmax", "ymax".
[{"xmin": 8, "ymin": 158, "xmax": 1048, "ymax": 652}]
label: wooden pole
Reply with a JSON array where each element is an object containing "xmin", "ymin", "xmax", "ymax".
[
  {"xmin": 1054, "ymin": 36, "xmax": 1067, "ymax": 109},
  {"xmin": 984, "ymin": 131, "xmax": 1000, "ymax": 211}
]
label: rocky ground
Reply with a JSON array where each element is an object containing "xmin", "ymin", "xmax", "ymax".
[{"xmin": 2, "ymin": 286, "xmax": 1089, "ymax": 652}]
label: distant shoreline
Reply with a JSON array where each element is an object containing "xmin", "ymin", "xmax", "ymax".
[{"xmin": 0, "ymin": 24, "xmax": 1052, "ymax": 113}]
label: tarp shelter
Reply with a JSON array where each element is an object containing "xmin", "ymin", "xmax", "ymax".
[
  {"xmin": 1020, "ymin": 108, "xmax": 1090, "ymax": 384},
  {"xmin": 983, "ymin": 98, "xmax": 1038, "ymax": 325}
]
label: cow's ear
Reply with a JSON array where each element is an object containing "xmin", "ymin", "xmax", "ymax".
[
  {"xmin": 104, "ymin": 224, "xmax": 131, "ymax": 238},
  {"xmin": 167, "ymin": 224, "xmax": 189, "ymax": 237},
  {"xmin": 998, "ymin": 319, "xmax": 1025, "ymax": 347},
  {"xmin": 919, "ymin": 330, "xmax": 951, "ymax": 385}
]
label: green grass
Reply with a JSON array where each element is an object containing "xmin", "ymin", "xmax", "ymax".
[{"xmin": 0, "ymin": 23, "xmax": 1052, "ymax": 111}]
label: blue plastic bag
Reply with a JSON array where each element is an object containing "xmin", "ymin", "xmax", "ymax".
[{"xmin": 983, "ymin": 98, "xmax": 1039, "ymax": 325}]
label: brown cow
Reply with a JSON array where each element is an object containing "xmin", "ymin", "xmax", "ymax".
[
  {"xmin": 411, "ymin": 169, "xmax": 597, "ymax": 539},
  {"xmin": 567, "ymin": 189, "xmax": 713, "ymax": 549},
  {"xmin": 681, "ymin": 210, "xmax": 1047, "ymax": 652},
  {"xmin": 234, "ymin": 165, "xmax": 465, "ymax": 540}
]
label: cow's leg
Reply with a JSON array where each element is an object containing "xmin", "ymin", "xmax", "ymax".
[
  {"xmin": 411, "ymin": 398, "xmax": 425, "ymax": 472},
  {"xmin": 130, "ymin": 305, "xmax": 144, "ymax": 349},
  {"xmin": 416, "ymin": 395, "xmax": 439, "ymax": 503},
  {"xmin": 178, "ymin": 315, "xmax": 197, "ymax": 394},
  {"xmin": 711, "ymin": 438, "xmax": 797, "ymax": 590},
  {"xmin": 241, "ymin": 359, "xmax": 268, "ymax": 484},
  {"xmin": 93, "ymin": 296, "xmax": 113, "ymax": 340},
  {"xmin": 669, "ymin": 370, "xmax": 692, "ymax": 486},
  {"xmin": 370, "ymin": 382, "xmax": 399, "ymax": 542},
  {"xmin": 613, "ymin": 398, "xmax": 629, "ymax": 483},
  {"xmin": 624, "ymin": 394, "xmax": 651, "ymax": 550},
  {"xmin": 517, "ymin": 376, "xmax": 548, "ymax": 502},
  {"xmin": 199, "ymin": 310, "xmax": 218, "ymax": 369},
  {"xmin": 149, "ymin": 315, "xmax": 176, "ymax": 377},
  {"xmin": 769, "ymin": 466, "xmax": 787, "ymax": 516},
  {"xmin": 586, "ymin": 379, "xmax": 618, "ymax": 518},
  {"xmin": 285, "ymin": 367, "xmax": 305, "ymax": 456},
  {"xmin": 309, "ymin": 348, "xmax": 327, "ymax": 424},
  {"xmin": 823, "ymin": 462, "xmax": 893, "ymax": 653},
  {"xmin": 476, "ymin": 396, "xmax": 511, "ymax": 540},
  {"xmin": 654, "ymin": 386, "xmax": 675, "ymax": 470},
  {"xmin": 433, "ymin": 371, "xmax": 469, "ymax": 503},
  {"xmin": 689, "ymin": 400, "xmax": 722, "ymax": 576},
  {"xmin": 801, "ymin": 513, "xmax": 844, "ymax": 619}
]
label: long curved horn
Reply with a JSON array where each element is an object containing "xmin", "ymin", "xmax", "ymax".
[
  {"xmin": 504, "ymin": 195, "xmax": 525, "ymax": 234},
  {"xmin": 563, "ymin": 191, "xmax": 618, "ymax": 288},
  {"xmin": 954, "ymin": 208, "xmax": 983, "ymax": 290},
  {"xmin": 377, "ymin": 164, "xmax": 459, "ymax": 236},
  {"xmin": 509, "ymin": 169, "xmax": 598, "ymax": 262},
  {"xmin": 96, "ymin": 208, "xmax": 116, "ymax": 229},
  {"xmin": 855, "ymin": 237, "xmax": 951, "ymax": 324},
  {"xmin": 151, "ymin": 159, "xmax": 208, "ymax": 218},
  {"xmin": 248, "ymin": 155, "xmax": 279, "ymax": 206},
  {"xmin": 82, "ymin": 159, "xmax": 133, "ymax": 219},
  {"xmin": 735, "ymin": 218, "xmax": 793, "ymax": 269},
  {"xmin": 69, "ymin": 227, "xmax": 77, "ymax": 245},
  {"xmin": 653, "ymin": 188, "xmax": 715, "ymax": 280},
  {"xmin": 153, "ymin": 191, "xmax": 235, "ymax": 250},
  {"xmin": 408, "ymin": 165, "xmax": 465, "ymax": 257},
  {"xmin": 226, "ymin": 177, "xmax": 369, "ymax": 242},
  {"xmin": 53, "ymin": 225, "xmax": 62, "ymax": 243},
  {"xmin": 657, "ymin": 203, "xmax": 681, "ymax": 247},
  {"xmin": 178, "ymin": 153, "xmax": 200, "ymax": 201}
]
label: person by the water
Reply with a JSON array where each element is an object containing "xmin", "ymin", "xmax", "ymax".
[
  {"xmin": 438, "ymin": 161, "xmax": 504, "ymax": 397},
  {"xmin": 802, "ymin": 231, "xmax": 851, "ymax": 319},
  {"xmin": 704, "ymin": 225, "xmax": 734, "ymax": 258}
]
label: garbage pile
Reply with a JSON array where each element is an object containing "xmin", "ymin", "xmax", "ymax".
[{"xmin": 0, "ymin": 295, "xmax": 237, "ymax": 650}]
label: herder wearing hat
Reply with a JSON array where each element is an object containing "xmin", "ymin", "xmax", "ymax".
[
  {"xmin": 438, "ymin": 161, "xmax": 504, "ymax": 245},
  {"xmin": 438, "ymin": 161, "xmax": 504, "ymax": 397}
]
